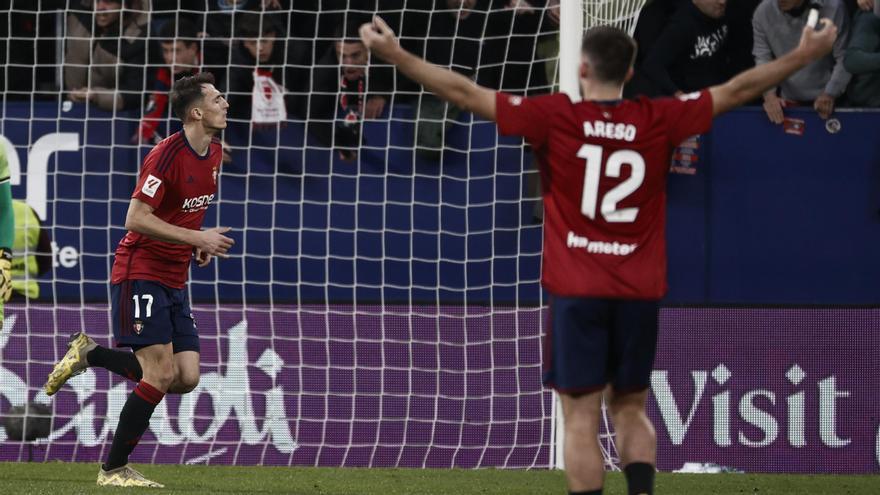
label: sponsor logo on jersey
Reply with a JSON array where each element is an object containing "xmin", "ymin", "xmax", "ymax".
[
  {"xmin": 182, "ymin": 194, "xmax": 215, "ymax": 212},
  {"xmin": 133, "ymin": 320, "xmax": 144, "ymax": 334},
  {"xmin": 141, "ymin": 174, "xmax": 162, "ymax": 198},
  {"xmin": 509, "ymin": 96, "xmax": 523, "ymax": 106},
  {"xmin": 566, "ymin": 231, "xmax": 637, "ymax": 256}
]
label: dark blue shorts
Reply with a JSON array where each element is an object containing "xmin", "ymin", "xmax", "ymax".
[
  {"xmin": 111, "ymin": 280, "xmax": 200, "ymax": 353},
  {"xmin": 543, "ymin": 294, "xmax": 658, "ymax": 395}
]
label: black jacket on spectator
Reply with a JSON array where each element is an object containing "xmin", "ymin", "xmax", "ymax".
[
  {"xmin": 640, "ymin": 1, "xmax": 733, "ymax": 96},
  {"xmin": 307, "ymin": 44, "xmax": 394, "ymax": 149},
  {"xmin": 399, "ymin": 1, "xmax": 483, "ymax": 75},
  {"xmin": 625, "ymin": 0, "xmax": 685, "ymax": 97},
  {"xmin": 725, "ymin": 0, "xmax": 761, "ymax": 75},
  {"xmin": 482, "ymin": 0, "xmax": 546, "ymax": 94}
]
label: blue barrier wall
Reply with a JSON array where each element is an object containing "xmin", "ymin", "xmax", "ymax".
[{"xmin": 2, "ymin": 102, "xmax": 878, "ymax": 304}]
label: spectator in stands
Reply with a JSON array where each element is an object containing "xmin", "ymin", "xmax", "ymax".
[
  {"xmin": 752, "ymin": 0, "xmax": 851, "ymax": 122},
  {"xmin": 399, "ymin": 0, "xmax": 486, "ymax": 160},
  {"xmin": 199, "ymin": 0, "xmax": 287, "ymax": 41},
  {"xmin": 481, "ymin": 0, "xmax": 548, "ymax": 93},
  {"xmin": 640, "ymin": 0, "xmax": 734, "ymax": 96},
  {"xmin": 136, "ymin": 17, "xmax": 202, "ymax": 143},
  {"xmin": 844, "ymin": 0, "xmax": 875, "ymax": 15},
  {"xmin": 64, "ymin": 0, "xmax": 149, "ymax": 112},
  {"xmin": 843, "ymin": 8, "xmax": 880, "ymax": 106},
  {"xmin": 225, "ymin": 12, "xmax": 309, "ymax": 126},
  {"xmin": 724, "ymin": 0, "xmax": 762, "ymax": 74},
  {"xmin": 535, "ymin": 0, "xmax": 560, "ymax": 92},
  {"xmin": 308, "ymin": 21, "xmax": 393, "ymax": 161},
  {"xmin": 626, "ymin": 0, "xmax": 686, "ymax": 96}
]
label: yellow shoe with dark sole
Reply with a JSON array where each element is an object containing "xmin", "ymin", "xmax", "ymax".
[
  {"xmin": 44, "ymin": 332, "xmax": 97, "ymax": 396},
  {"xmin": 97, "ymin": 465, "xmax": 164, "ymax": 488}
]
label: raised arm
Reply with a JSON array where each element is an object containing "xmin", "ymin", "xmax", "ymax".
[
  {"xmin": 709, "ymin": 19, "xmax": 838, "ymax": 116},
  {"xmin": 359, "ymin": 16, "xmax": 497, "ymax": 121}
]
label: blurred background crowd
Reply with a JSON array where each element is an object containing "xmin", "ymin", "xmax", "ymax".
[{"xmin": 0, "ymin": 0, "xmax": 877, "ymax": 156}]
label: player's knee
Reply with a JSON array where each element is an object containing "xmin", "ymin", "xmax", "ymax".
[
  {"xmin": 144, "ymin": 369, "xmax": 175, "ymax": 391},
  {"xmin": 609, "ymin": 394, "xmax": 650, "ymax": 429},
  {"xmin": 564, "ymin": 408, "xmax": 601, "ymax": 438},
  {"xmin": 175, "ymin": 369, "xmax": 200, "ymax": 393}
]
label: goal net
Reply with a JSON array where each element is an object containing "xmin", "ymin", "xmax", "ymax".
[{"xmin": 0, "ymin": 0, "xmax": 642, "ymax": 469}]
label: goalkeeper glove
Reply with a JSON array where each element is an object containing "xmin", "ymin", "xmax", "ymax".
[{"xmin": 0, "ymin": 248, "xmax": 11, "ymax": 302}]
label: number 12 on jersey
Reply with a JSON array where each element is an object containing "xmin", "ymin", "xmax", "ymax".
[{"xmin": 577, "ymin": 144, "xmax": 645, "ymax": 223}]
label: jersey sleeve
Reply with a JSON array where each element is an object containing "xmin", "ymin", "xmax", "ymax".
[
  {"xmin": 495, "ymin": 92, "xmax": 567, "ymax": 148},
  {"xmin": 655, "ymin": 89, "xmax": 714, "ymax": 146},
  {"xmin": 131, "ymin": 146, "xmax": 170, "ymax": 210}
]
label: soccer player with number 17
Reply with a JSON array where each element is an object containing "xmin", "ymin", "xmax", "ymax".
[
  {"xmin": 43, "ymin": 73, "xmax": 235, "ymax": 487},
  {"xmin": 360, "ymin": 15, "xmax": 837, "ymax": 495}
]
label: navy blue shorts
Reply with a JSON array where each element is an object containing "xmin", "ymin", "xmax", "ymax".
[
  {"xmin": 111, "ymin": 280, "xmax": 200, "ymax": 353},
  {"xmin": 543, "ymin": 294, "xmax": 658, "ymax": 395}
]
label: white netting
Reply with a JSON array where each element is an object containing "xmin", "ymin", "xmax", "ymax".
[{"xmin": 0, "ymin": 0, "xmax": 643, "ymax": 470}]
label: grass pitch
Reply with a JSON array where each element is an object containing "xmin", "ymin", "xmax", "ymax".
[{"xmin": 0, "ymin": 462, "xmax": 876, "ymax": 494}]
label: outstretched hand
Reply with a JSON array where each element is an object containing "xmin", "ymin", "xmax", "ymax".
[
  {"xmin": 359, "ymin": 16, "xmax": 399, "ymax": 61},
  {"xmin": 195, "ymin": 227, "xmax": 235, "ymax": 258},
  {"xmin": 796, "ymin": 18, "xmax": 838, "ymax": 61}
]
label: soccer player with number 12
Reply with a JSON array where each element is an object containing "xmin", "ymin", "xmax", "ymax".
[
  {"xmin": 44, "ymin": 73, "xmax": 235, "ymax": 487},
  {"xmin": 360, "ymin": 15, "xmax": 837, "ymax": 495}
]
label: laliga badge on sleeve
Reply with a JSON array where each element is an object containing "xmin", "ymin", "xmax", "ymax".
[
  {"xmin": 825, "ymin": 118, "xmax": 842, "ymax": 134},
  {"xmin": 782, "ymin": 117, "xmax": 805, "ymax": 136}
]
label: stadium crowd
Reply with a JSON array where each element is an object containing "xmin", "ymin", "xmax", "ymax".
[{"xmin": 0, "ymin": 0, "xmax": 878, "ymax": 155}]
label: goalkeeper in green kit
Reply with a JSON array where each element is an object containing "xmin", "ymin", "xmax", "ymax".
[{"xmin": 0, "ymin": 146, "xmax": 14, "ymax": 324}]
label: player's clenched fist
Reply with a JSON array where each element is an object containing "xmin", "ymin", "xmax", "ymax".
[
  {"xmin": 796, "ymin": 18, "xmax": 838, "ymax": 61},
  {"xmin": 359, "ymin": 16, "xmax": 399, "ymax": 60},
  {"xmin": 196, "ymin": 227, "xmax": 235, "ymax": 258},
  {"xmin": 0, "ymin": 248, "xmax": 11, "ymax": 302}
]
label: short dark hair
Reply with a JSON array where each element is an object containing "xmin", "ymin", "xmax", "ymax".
[
  {"xmin": 235, "ymin": 12, "xmax": 279, "ymax": 38},
  {"xmin": 170, "ymin": 72, "xmax": 215, "ymax": 122},
  {"xmin": 158, "ymin": 17, "xmax": 200, "ymax": 47},
  {"xmin": 334, "ymin": 18, "xmax": 369, "ymax": 43},
  {"xmin": 580, "ymin": 26, "xmax": 637, "ymax": 85}
]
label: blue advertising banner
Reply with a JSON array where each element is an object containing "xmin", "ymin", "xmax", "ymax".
[{"xmin": 1, "ymin": 103, "xmax": 878, "ymax": 304}]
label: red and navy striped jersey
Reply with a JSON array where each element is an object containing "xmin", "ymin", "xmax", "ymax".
[
  {"xmin": 496, "ymin": 90, "xmax": 713, "ymax": 299},
  {"xmin": 111, "ymin": 131, "xmax": 222, "ymax": 288}
]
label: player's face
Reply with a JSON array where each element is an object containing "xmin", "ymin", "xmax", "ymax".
[
  {"xmin": 162, "ymin": 41, "xmax": 199, "ymax": 74},
  {"xmin": 242, "ymin": 33, "xmax": 277, "ymax": 64},
  {"xmin": 337, "ymin": 41, "xmax": 368, "ymax": 81},
  {"xmin": 777, "ymin": 0, "xmax": 805, "ymax": 11},
  {"xmin": 197, "ymin": 84, "xmax": 229, "ymax": 131},
  {"xmin": 692, "ymin": 0, "xmax": 726, "ymax": 19},
  {"xmin": 94, "ymin": 0, "xmax": 121, "ymax": 29}
]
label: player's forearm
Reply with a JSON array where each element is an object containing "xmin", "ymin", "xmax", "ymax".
[
  {"xmin": 125, "ymin": 210, "xmax": 198, "ymax": 246},
  {"xmin": 712, "ymin": 49, "xmax": 811, "ymax": 115},
  {"xmin": 383, "ymin": 46, "xmax": 488, "ymax": 118}
]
